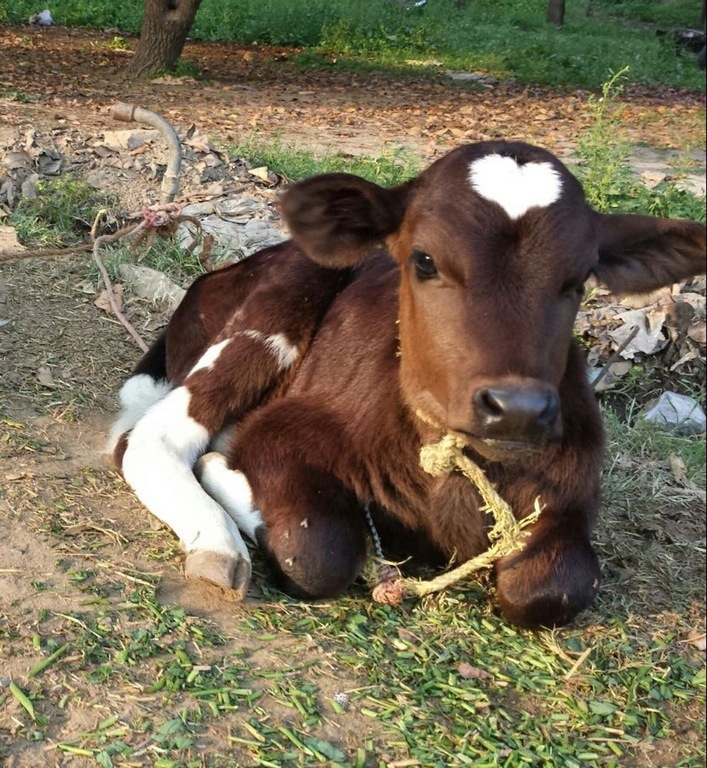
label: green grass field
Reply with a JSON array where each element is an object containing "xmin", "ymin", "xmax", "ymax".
[{"xmin": 4, "ymin": 0, "xmax": 706, "ymax": 89}]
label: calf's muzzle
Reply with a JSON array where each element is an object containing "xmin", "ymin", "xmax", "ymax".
[{"xmin": 472, "ymin": 381, "xmax": 561, "ymax": 446}]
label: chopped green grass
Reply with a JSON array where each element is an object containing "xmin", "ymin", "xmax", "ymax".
[{"xmin": 3, "ymin": 453, "xmax": 702, "ymax": 766}]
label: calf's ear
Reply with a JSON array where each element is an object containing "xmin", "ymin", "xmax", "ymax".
[
  {"xmin": 281, "ymin": 173, "xmax": 410, "ymax": 268},
  {"xmin": 594, "ymin": 213, "xmax": 706, "ymax": 295}
]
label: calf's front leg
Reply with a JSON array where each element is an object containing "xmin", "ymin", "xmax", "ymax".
[
  {"xmin": 116, "ymin": 381, "xmax": 252, "ymax": 596},
  {"xmin": 494, "ymin": 513, "xmax": 600, "ymax": 629},
  {"xmin": 223, "ymin": 398, "xmax": 370, "ymax": 600},
  {"xmin": 493, "ymin": 350, "xmax": 603, "ymax": 628}
]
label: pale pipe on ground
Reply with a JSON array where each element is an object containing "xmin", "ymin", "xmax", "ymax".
[{"xmin": 111, "ymin": 101, "xmax": 182, "ymax": 204}]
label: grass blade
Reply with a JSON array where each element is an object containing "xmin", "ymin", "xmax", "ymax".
[
  {"xmin": 28, "ymin": 643, "xmax": 70, "ymax": 678},
  {"xmin": 9, "ymin": 680, "xmax": 35, "ymax": 719}
]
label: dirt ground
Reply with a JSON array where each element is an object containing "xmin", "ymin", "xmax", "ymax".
[
  {"xmin": 1, "ymin": 24, "xmax": 706, "ymax": 767},
  {"xmin": 3, "ymin": 26, "xmax": 707, "ymax": 158}
]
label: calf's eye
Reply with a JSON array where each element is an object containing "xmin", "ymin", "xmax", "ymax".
[{"xmin": 411, "ymin": 250, "xmax": 438, "ymax": 281}]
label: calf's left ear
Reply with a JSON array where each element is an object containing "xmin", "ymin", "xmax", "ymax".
[
  {"xmin": 281, "ymin": 173, "xmax": 410, "ymax": 268},
  {"xmin": 594, "ymin": 213, "xmax": 706, "ymax": 295}
]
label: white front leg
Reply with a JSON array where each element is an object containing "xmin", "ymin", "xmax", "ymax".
[
  {"xmin": 122, "ymin": 386, "xmax": 251, "ymax": 595},
  {"xmin": 195, "ymin": 452, "xmax": 264, "ymax": 542}
]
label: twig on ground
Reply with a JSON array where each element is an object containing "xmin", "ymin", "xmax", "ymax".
[
  {"xmin": 90, "ymin": 209, "xmax": 149, "ymax": 352},
  {"xmin": 89, "ymin": 205, "xmax": 203, "ymax": 352},
  {"xmin": 590, "ymin": 325, "xmax": 639, "ymax": 391}
]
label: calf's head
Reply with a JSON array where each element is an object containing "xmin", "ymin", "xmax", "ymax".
[{"xmin": 282, "ymin": 141, "xmax": 706, "ymax": 460}]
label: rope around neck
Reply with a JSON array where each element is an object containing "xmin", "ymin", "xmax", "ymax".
[{"xmin": 370, "ymin": 430, "xmax": 543, "ymax": 605}]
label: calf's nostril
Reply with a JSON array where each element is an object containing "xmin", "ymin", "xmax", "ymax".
[
  {"xmin": 476, "ymin": 388, "xmax": 506, "ymax": 417},
  {"xmin": 472, "ymin": 384, "xmax": 561, "ymax": 438}
]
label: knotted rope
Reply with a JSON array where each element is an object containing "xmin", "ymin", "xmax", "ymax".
[
  {"xmin": 370, "ymin": 430, "xmax": 543, "ymax": 605},
  {"xmin": 90, "ymin": 204, "xmax": 202, "ymax": 353}
]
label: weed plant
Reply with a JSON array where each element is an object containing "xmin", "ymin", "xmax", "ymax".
[
  {"xmin": 9, "ymin": 177, "xmax": 115, "ymax": 247},
  {"xmin": 575, "ymin": 68, "xmax": 706, "ymax": 222}
]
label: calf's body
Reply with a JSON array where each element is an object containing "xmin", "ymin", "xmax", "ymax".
[{"xmin": 110, "ymin": 141, "xmax": 706, "ymax": 628}]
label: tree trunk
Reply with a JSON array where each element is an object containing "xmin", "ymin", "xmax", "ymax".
[
  {"xmin": 129, "ymin": 0, "xmax": 202, "ymax": 78},
  {"xmin": 700, "ymin": 0, "xmax": 705, "ymax": 29},
  {"xmin": 547, "ymin": 0, "xmax": 566, "ymax": 27}
]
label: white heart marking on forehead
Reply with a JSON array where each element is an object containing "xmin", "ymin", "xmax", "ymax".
[{"xmin": 468, "ymin": 154, "xmax": 563, "ymax": 220}]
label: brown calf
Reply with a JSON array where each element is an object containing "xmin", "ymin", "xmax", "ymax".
[{"xmin": 110, "ymin": 141, "xmax": 706, "ymax": 628}]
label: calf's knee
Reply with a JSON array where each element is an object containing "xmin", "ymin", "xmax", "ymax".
[
  {"xmin": 495, "ymin": 535, "xmax": 600, "ymax": 629},
  {"xmin": 257, "ymin": 508, "xmax": 368, "ymax": 600}
]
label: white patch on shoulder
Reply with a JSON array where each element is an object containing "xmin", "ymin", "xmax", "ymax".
[
  {"xmin": 241, "ymin": 330, "xmax": 299, "ymax": 370},
  {"xmin": 189, "ymin": 339, "xmax": 232, "ymax": 376},
  {"xmin": 262, "ymin": 332, "xmax": 299, "ymax": 369},
  {"xmin": 196, "ymin": 452, "xmax": 264, "ymax": 541},
  {"xmin": 468, "ymin": 154, "xmax": 563, "ymax": 220},
  {"xmin": 106, "ymin": 374, "xmax": 171, "ymax": 453}
]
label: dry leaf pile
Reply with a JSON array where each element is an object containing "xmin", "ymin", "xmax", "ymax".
[{"xmin": 578, "ymin": 279, "xmax": 706, "ymax": 396}]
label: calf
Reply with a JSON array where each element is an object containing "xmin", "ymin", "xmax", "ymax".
[{"xmin": 110, "ymin": 141, "xmax": 706, "ymax": 628}]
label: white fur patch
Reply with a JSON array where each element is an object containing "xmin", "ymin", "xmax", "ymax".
[
  {"xmin": 106, "ymin": 374, "xmax": 171, "ymax": 453},
  {"xmin": 197, "ymin": 453, "xmax": 264, "ymax": 542},
  {"xmin": 468, "ymin": 154, "xmax": 562, "ymax": 220},
  {"xmin": 121, "ymin": 387, "xmax": 246, "ymax": 560},
  {"xmin": 189, "ymin": 339, "xmax": 231, "ymax": 376},
  {"xmin": 241, "ymin": 330, "xmax": 299, "ymax": 370}
]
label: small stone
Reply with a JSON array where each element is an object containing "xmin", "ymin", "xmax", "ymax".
[
  {"xmin": 37, "ymin": 149, "xmax": 62, "ymax": 175},
  {"xmin": 333, "ymin": 691, "xmax": 350, "ymax": 710}
]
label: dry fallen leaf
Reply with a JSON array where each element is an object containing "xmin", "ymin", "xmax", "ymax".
[
  {"xmin": 685, "ymin": 629, "xmax": 706, "ymax": 652},
  {"xmin": 608, "ymin": 361, "xmax": 632, "ymax": 378},
  {"xmin": 397, "ymin": 627, "xmax": 423, "ymax": 646},
  {"xmin": 248, "ymin": 166, "xmax": 278, "ymax": 185},
  {"xmin": 610, "ymin": 307, "xmax": 667, "ymax": 358},
  {"xmin": 0, "ymin": 225, "xmax": 25, "ymax": 252},
  {"xmin": 668, "ymin": 452, "xmax": 698, "ymax": 489},
  {"xmin": 94, "ymin": 284, "xmax": 124, "ymax": 314},
  {"xmin": 669, "ymin": 452, "xmax": 689, "ymax": 483},
  {"xmin": 458, "ymin": 662, "xmax": 493, "ymax": 680},
  {"xmin": 687, "ymin": 321, "xmax": 706, "ymax": 345},
  {"xmin": 670, "ymin": 348, "xmax": 701, "ymax": 371},
  {"xmin": 37, "ymin": 366, "xmax": 57, "ymax": 388}
]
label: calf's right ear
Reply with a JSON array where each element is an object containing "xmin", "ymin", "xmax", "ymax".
[{"xmin": 281, "ymin": 173, "xmax": 410, "ymax": 268}]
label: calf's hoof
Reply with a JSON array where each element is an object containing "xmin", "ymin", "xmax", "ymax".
[{"xmin": 184, "ymin": 550, "xmax": 251, "ymax": 600}]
